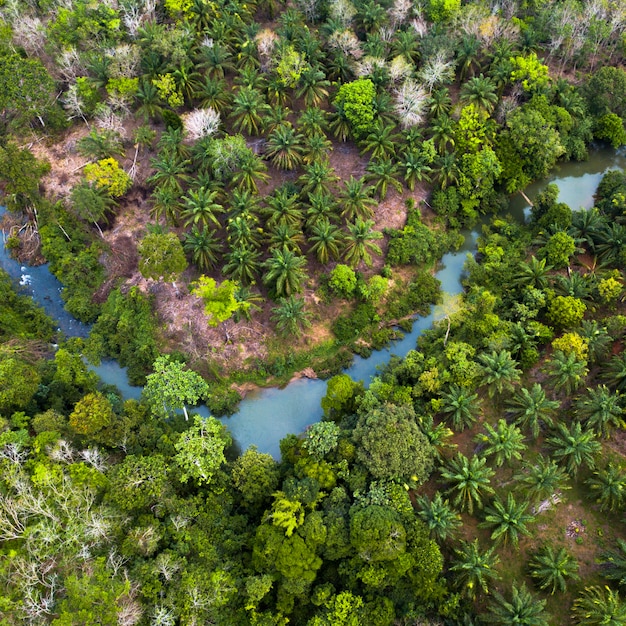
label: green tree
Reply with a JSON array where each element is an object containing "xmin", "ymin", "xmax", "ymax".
[
  {"xmin": 477, "ymin": 419, "xmax": 526, "ymax": 467},
  {"xmin": 181, "ymin": 187, "xmax": 224, "ymax": 229},
  {"xmin": 343, "ymin": 219, "xmax": 383, "ymax": 268},
  {"xmin": 586, "ymin": 464, "xmax": 626, "ymax": 512},
  {"xmin": 478, "ymin": 350, "xmax": 521, "ymax": 398},
  {"xmin": 543, "ymin": 350, "xmax": 588, "ymax": 396},
  {"xmin": 547, "ymin": 421, "xmax": 601, "ymax": 477},
  {"xmin": 339, "ymin": 176, "xmax": 376, "ymax": 221},
  {"xmin": 138, "ymin": 232, "xmax": 187, "ymax": 283},
  {"xmin": 506, "ymin": 384, "xmax": 559, "ymax": 439},
  {"xmin": 595, "ymin": 113, "xmax": 626, "ymax": 148},
  {"xmin": 231, "ymin": 445, "xmax": 280, "ymax": 509},
  {"xmin": 271, "ymin": 296, "xmax": 311, "ymax": 336},
  {"xmin": 263, "ymin": 248, "xmax": 308, "ymax": 298},
  {"xmin": 529, "ymin": 545, "xmax": 579, "ymax": 594},
  {"xmin": 230, "ymin": 86, "xmax": 270, "ymax": 136},
  {"xmin": 441, "ymin": 453, "xmax": 495, "ymax": 514},
  {"xmin": 174, "ymin": 415, "xmax": 232, "ymax": 485},
  {"xmin": 302, "ymin": 421, "xmax": 341, "ymax": 460},
  {"xmin": 321, "ymin": 374, "xmax": 365, "ymax": 420},
  {"xmin": 143, "ymin": 355, "xmax": 210, "ymax": 420},
  {"xmin": 309, "ymin": 219, "xmax": 342, "ymax": 265},
  {"xmin": 192, "ymin": 276, "xmax": 249, "ymax": 327},
  {"xmin": 515, "ymin": 455, "xmax": 571, "ymax": 502},
  {"xmin": 0, "ymin": 357, "xmax": 40, "ymax": 414},
  {"xmin": 68, "ymin": 391, "xmax": 114, "ymax": 440},
  {"xmin": 352, "ymin": 403, "xmax": 435, "ymax": 483},
  {"xmin": 480, "ymin": 493, "xmax": 535, "ymax": 548},
  {"xmin": 415, "ymin": 492, "xmax": 462, "ymax": 542},
  {"xmin": 266, "ymin": 123, "xmax": 305, "ymax": 170},
  {"xmin": 572, "ymin": 586, "xmax": 626, "ymax": 625},
  {"xmin": 440, "ymin": 385, "xmax": 481, "ymax": 432},
  {"xmin": 600, "ymin": 538, "xmax": 626, "ymax": 588},
  {"xmin": 183, "ymin": 225, "xmax": 222, "ymax": 271},
  {"xmin": 333, "ymin": 78, "xmax": 377, "ymax": 140},
  {"xmin": 0, "ymin": 52, "xmax": 56, "ymax": 133},
  {"xmin": 575, "ymin": 385, "xmax": 625, "ymax": 439},
  {"xmin": 485, "ymin": 583, "xmax": 549, "ymax": 626},
  {"xmin": 450, "ymin": 539, "xmax": 501, "ymax": 600}
]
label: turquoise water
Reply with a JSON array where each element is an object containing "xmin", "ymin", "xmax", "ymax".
[{"xmin": 2, "ymin": 146, "xmax": 625, "ymax": 457}]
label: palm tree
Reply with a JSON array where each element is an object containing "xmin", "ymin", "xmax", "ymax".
[
  {"xmin": 235, "ymin": 66, "xmax": 266, "ymax": 91},
  {"xmin": 553, "ymin": 272, "xmax": 593, "ymax": 302},
  {"xmin": 265, "ymin": 123, "xmax": 304, "ymax": 171},
  {"xmin": 360, "ymin": 122, "xmax": 400, "ymax": 160},
  {"xmin": 547, "ymin": 421, "xmax": 601, "ymax": 477},
  {"xmin": 478, "ymin": 350, "xmax": 521, "ymax": 399},
  {"xmin": 305, "ymin": 191, "xmax": 340, "ymax": 230},
  {"xmin": 440, "ymin": 453, "xmax": 495, "ymax": 514},
  {"xmin": 485, "ymin": 583, "xmax": 549, "ymax": 626},
  {"xmin": 430, "ymin": 115, "xmax": 456, "ymax": 154},
  {"xmin": 157, "ymin": 127, "xmax": 190, "ymax": 161},
  {"xmin": 172, "ymin": 62, "xmax": 202, "ymax": 103},
  {"xmin": 297, "ymin": 106, "xmax": 329, "ymax": 137},
  {"xmin": 365, "ymin": 158, "xmax": 403, "ymax": 201},
  {"xmin": 77, "ymin": 129, "xmax": 124, "ymax": 160},
  {"xmin": 415, "ymin": 492, "xmax": 461, "ymax": 542},
  {"xmin": 271, "ymin": 296, "xmax": 311, "ymax": 336},
  {"xmin": 150, "ymin": 184, "xmax": 182, "ymax": 225},
  {"xmin": 580, "ymin": 320, "xmax": 612, "ymax": 364},
  {"xmin": 480, "ymin": 493, "xmax": 535, "ymax": 548},
  {"xmin": 227, "ymin": 213, "xmax": 261, "ymax": 250},
  {"xmin": 477, "ymin": 419, "xmax": 526, "ymax": 468},
  {"xmin": 228, "ymin": 188, "xmax": 261, "ymax": 220},
  {"xmin": 575, "ymin": 385, "xmax": 625, "ymax": 438},
  {"xmin": 456, "ymin": 34, "xmax": 482, "ymax": 80},
  {"xmin": 586, "ymin": 464, "xmax": 626, "ymax": 512},
  {"xmin": 232, "ymin": 152, "xmax": 270, "ymax": 193},
  {"xmin": 196, "ymin": 41, "xmax": 234, "ymax": 79},
  {"xmin": 148, "ymin": 154, "xmax": 191, "ymax": 194},
  {"xmin": 309, "ymin": 218, "xmax": 342, "ymax": 264},
  {"xmin": 460, "ymin": 74, "xmax": 498, "ymax": 114},
  {"xmin": 602, "ymin": 352, "xmax": 626, "ymax": 392},
  {"xmin": 449, "ymin": 539, "xmax": 501, "ymax": 600},
  {"xmin": 514, "ymin": 455, "xmax": 571, "ymax": 503},
  {"xmin": 513, "ymin": 256, "xmax": 553, "ymax": 290},
  {"xmin": 418, "ymin": 414, "xmax": 456, "ymax": 460},
  {"xmin": 262, "ymin": 248, "xmax": 308, "ymax": 298},
  {"xmin": 401, "ymin": 149, "xmax": 433, "ymax": 191},
  {"xmin": 392, "ymin": 29, "xmax": 420, "ymax": 64},
  {"xmin": 265, "ymin": 73, "xmax": 290, "ymax": 108},
  {"xmin": 600, "ymin": 538, "xmax": 626, "ymax": 587},
  {"xmin": 297, "ymin": 66, "xmax": 330, "ymax": 107},
  {"xmin": 299, "ymin": 160, "xmax": 339, "ymax": 197},
  {"xmin": 302, "ymin": 134, "xmax": 333, "ymax": 165},
  {"xmin": 544, "ymin": 350, "xmax": 589, "ymax": 396},
  {"xmin": 506, "ymin": 384, "xmax": 560, "ymax": 439},
  {"xmin": 568, "ymin": 208, "xmax": 606, "ymax": 252},
  {"xmin": 223, "ymin": 245, "xmax": 261, "ymax": 285},
  {"xmin": 529, "ymin": 545, "xmax": 580, "ymax": 594},
  {"xmin": 136, "ymin": 79, "xmax": 163, "ymax": 120},
  {"xmin": 339, "ymin": 176, "xmax": 377, "ymax": 221},
  {"xmin": 230, "ymin": 86, "xmax": 270, "ymax": 136},
  {"xmin": 440, "ymin": 385, "xmax": 481, "ymax": 432},
  {"xmin": 181, "ymin": 187, "xmax": 223, "ymax": 229},
  {"xmin": 428, "ymin": 88, "xmax": 452, "ymax": 119},
  {"xmin": 595, "ymin": 222, "xmax": 626, "ymax": 267},
  {"xmin": 265, "ymin": 187, "xmax": 303, "ymax": 229},
  {"xmin": 572, "ymin": 586, "xmax": 626, "ymax": 625},
  {"xmin": 434, "ymin": 152, "xmax": 459, "ymax": 189},
  {"xmin": 267, "ymin": 223, "xmax": 305, "ymax": 254},
  {"xmin": 183, "ymin": 226, "xmax": 222, "ymax": 271},
  {"xmin": 197, "ymin": 76, "xmax": 232, "ymax": 114},
  {"xmin": 343, "ymin": 219, "xmax": 383, "ymax": 268}
]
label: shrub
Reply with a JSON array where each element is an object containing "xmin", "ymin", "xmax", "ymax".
[{"xmin": 329, "ymin": 264, "xmax": 357, "ymax": 298}]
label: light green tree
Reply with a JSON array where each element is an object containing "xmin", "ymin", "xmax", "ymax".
[
  {"xmin": 174, "ymin": 415, "xmax": 232, "ymax": 486},
  {"xmin": 143, "ymin": 355, "xmax": 210, "ymax": 420},
  {"xmin": 192, "ymin": 276, "xmax": 249, "ymax": 327}
]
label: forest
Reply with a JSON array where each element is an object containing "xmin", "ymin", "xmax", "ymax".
[{"xmin": 2, "ymin": 0, "xmax": 626, "ymax": 623}]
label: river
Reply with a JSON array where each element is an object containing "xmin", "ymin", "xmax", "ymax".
[{"xmin": 1, "ymin": 146, "xmax": 625, "ymax": 457}]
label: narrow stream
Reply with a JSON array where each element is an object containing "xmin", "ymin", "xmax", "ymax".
[{"xmin": 2, "ymin": 146, "xmax": 624, "ymax": 457}]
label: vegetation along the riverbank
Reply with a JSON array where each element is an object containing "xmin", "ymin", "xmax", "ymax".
[{"xmin": 2, "ymin": 0, "xmax": 626, "ymax": 623}]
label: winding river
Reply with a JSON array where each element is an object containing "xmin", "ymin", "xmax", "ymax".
[{"xmin": 2, "ymin": 146, "xmax": 625, "ymax": 457}]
